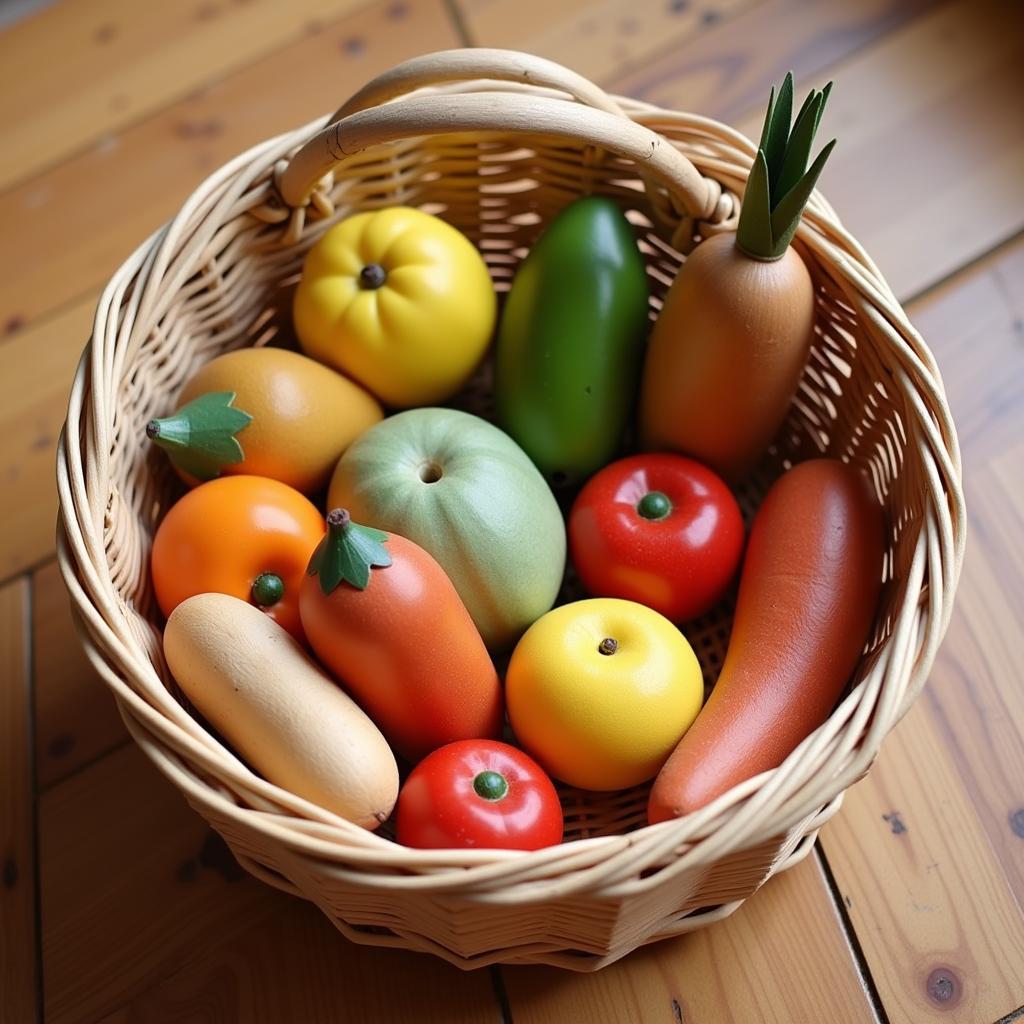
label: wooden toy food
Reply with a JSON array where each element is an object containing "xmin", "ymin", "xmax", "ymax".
[
  {"xmin": 150, "ymin": 475, "xmax": 324, "ymax": 641},
  {"xmin": 506, "ymin": 598, "xmax": 704, "ymax": 791},
  {"xmin": 396, "ymin": 740, "xmax": 563, "ymax": 851},
  {"xmin": 328, "ymin": 408, "xmax": 566, "ymax": 650},
  {"xmin": 648, "ymin": 459, "xmax": 884, "ymax": 821},
  {"xmin": 146, "ymin": 347, "xmax": 382, "ymax": 493},
  {"xmin": 164, "ymin": 593, "xmax": 399, "ymax": 829},
  {"xmin": 495, "ymin": 196, "xmax": 649, "ymax": 487},
  {"xmin": 299, "ymin": 509, "xmax": 503, "ymax": 762},
  {"xmin": 293, "ymin": 207, "xmax": 496, "ymax": 408},
  {"xmin": 569, "ymin": 453, "xmax": 745, "ymax": 621},
  {"xmin": 640, "ymin": 76, "xmax": 835, "ymax": 480}
]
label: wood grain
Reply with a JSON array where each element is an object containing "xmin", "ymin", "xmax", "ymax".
[
  {"xmin": 4, "ymin": 2, "xmax": 1022, "ymax": 1022},
  {"xmin": 925, "ymin": 478, "xmax": 1024, "ymax": 909},
  {"xmin": 613, "ymin": 0, "xmax": 1023, "ymax": 303},
  {"xmin": 0, "ymin": 0, "xmax": 370, "ymax": 191},
  {"xmin": 39, "ymin": 741, "xmax": 501, "ymax": 1023},
  {"xmin": 881, "ymin": 236, "xmax": 1024, "ymax": 907},
  {"xmin": 455, "ymin": 0, "xmax": 757, "ymax": 84},
  {"xmin": 0, "ymin": 577, "xmax": 37, "ymax": 1024},
  {"xmin": 727, "ymin": 0, "xmax": 1024, "ymax": 301},
  {"xmin": 95, "ymin": 903, "xmax": 498, "ymax": 1024},
  {"xmin": 820, "ymin": 703, "xmax": 1024, "ymax": 1023},
  {"xmin": 0, "ymin": 295, "xmax": 94, "ymax": 580},
  {"xmin": 502, "ymin": 853, "xmax": 878, "ymax": 1024},
  {"xmin": 612, "ymin": 0, "xmax": 938, "ymax": 125},
  {"xmin": 816, "ymin": 237, "xmax": 1024, "ymax": 1023},
  {"xmin": 33, "ymin": 559, "xmax": 127, "ymax": 789},
  {"xmin": 978, "ymin": 440, "xmax": 1024, "ymax": 627},
  {"xmin": 910, "ymin": 235, "xmax": 1024, "ymax": 461},
  {"xmin": 40, "ymin": 745, "xmax": 265, "ymax": 1024},
  {"xmin": 0, "ymin": 0, "xmax": 461, "ymax": 340}
]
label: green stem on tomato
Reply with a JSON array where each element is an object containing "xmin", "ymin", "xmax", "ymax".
[
  {"xmin": 250, "ymin": 572, "xmax": 284, "ymax": 607},
  {"xmin": 473, "ymin": 770, "xmax": 509, "ymax": 801},
  {"xmin": 637, "ymin": 491, "xmax": 672, "ymax": 520}
]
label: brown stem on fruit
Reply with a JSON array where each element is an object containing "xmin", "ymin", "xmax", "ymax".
[
  {"xmin": 326, "ymin": 508, "xmax": 352, "ymax": 531},
  {"xmin": 309, "ymin": 509, "xmax": 391, "ymax": 594},
  {"xmin": 598, "ymin": 637, "xmax": 619, "ymax": 656},
  {"xmin": 359, "ymin": 263, "xmax": 387, "ymax": 289}
]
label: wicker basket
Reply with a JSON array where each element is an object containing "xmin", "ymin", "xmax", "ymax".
[{"xmin": 57, "ymin": 49, "xmax": 965, "ymax": 971}]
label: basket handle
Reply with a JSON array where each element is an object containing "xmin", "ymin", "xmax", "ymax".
[
  {"xmin": 275, "ymin": 48, "xmax": 726, "ymax": 228},
  {"xmin": 324, "ymin": 48, "xmax": 628, "ymax": 122}
]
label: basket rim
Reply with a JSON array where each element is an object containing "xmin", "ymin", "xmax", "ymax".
[{"xmin": 55, "ymin": 63, "xmax": 966, "ymax": 905}]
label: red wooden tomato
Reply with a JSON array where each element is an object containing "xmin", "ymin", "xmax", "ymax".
[
  {"xmin": 569, "ymin": 453, "xmax": 744, "ymax": 621},
  {"xmin": 396, "ymin": 740, "xmax": 563, "ymax": 851}
]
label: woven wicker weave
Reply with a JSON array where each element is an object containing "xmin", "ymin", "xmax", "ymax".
[{"xmin": 57, "ymin": 49, "xmax": 965, "ymax": 971}]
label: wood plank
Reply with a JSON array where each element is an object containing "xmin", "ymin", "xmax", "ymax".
[
  {"xmin": 0, "ymin": 295, "xmax": 93, "ymax": 580},
  {"xmin": 614, "ymin": 0, "xmax": 1023, "ymax": 303},
  {"xmin": 33, "ymin": 560, "xmax": 127, "ymax": 789},
  {"xmin": 612, "ymin": 0, "xmax": 937, "ymax": 124},
  {"xmin": 0, "ymin": 0, "xmax": 461, "ymax": 579},
  {"xmin": 911, "ymin": 237, "xmax": 1024, "ymax": 906},
  {"xmin": 96, "ymin": 903, "xmax": 497, "ymax": 1024},
  {"xmin": 924, "ymin": 470, "xmax": 1024, "ymax": 909},
  {"xmin": 0, "ymin": 577, "xmax": 38, "ymax": 1024},
  {"xmin": 0, "ymin": 0, "xmax": 371, "ymax": 191},
  {"xmin": 893, "ymin": 236, "xmax": 1024, "ymax": 906},
  {"xmin": 502, "ymin": 853, "xmax": 878, "ymax": 1024},
  {"xmin": 41, "ymin": 745, "xmax": 267, "ymax": 1024},
  {"xmin": 727, "ymin": 0, "xmax": 1024, "ymax": 301},
  {"xmin": 0, "ymin": 0, "xmax": 461, "ymax": 339},
  {"xmin": 455, "ymin": 0, "xmax": 758, "ymax": 85},
  {"xmin": 908, "ymin": 234, "xmax": 1024, "ymax": 460},
  {"xmin": 820, "ymin": 703, "xmax": 1024, "ymax": 1024},
  {"xmin": 40, "ymin": 742, "xmax": 500, "ymax": 1023},
  {"xmin": 983, "ymin": 442, "xmax": 1024, "ymax": 626},
  {"xmin": 816, "ymin": 238, "xmax": 1024, "ymax": 1023}
]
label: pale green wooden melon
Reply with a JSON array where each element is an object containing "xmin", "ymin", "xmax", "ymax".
[{"xmin": 328, "ymin": 408, "xmax": 566, "ymax": 650}]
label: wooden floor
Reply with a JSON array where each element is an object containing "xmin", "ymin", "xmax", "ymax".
[{"xmin": 0, "ymin": 1, "xmax": 1022, "ymax": 1021}]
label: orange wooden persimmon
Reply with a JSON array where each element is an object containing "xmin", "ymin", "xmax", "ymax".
[{"xmin": 151, "ymin": 475, "xmax": 324, "ymax": 641}]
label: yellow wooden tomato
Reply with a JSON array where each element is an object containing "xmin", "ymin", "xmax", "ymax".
[
  {"xmin": 293, "ymin": 207, "xmax": 496, "ymax": 408},
  {"xmin": 506, "ymin": 598, "xmax": 703, "ymax": 791}
]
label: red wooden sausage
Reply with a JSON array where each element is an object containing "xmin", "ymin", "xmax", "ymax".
[{"xmin": 648, "ymin": 459, "xmax": 884, "ymax": 822}]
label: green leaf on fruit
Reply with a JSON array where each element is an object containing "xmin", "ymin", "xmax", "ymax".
[
  {"xmin": 146, "ymin": 391, "xmax": 252, "ymax": 481},
  {"xmin": 736, "ymin": 75, "xmax": 836, "ymax": 260},
  {"xmin": 307, "ymin": 510, "xmax": 392, "ymax": 593}
]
